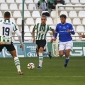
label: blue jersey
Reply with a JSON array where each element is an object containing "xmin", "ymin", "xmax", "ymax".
[{"xmin": 54, "ymin": 23, "xmax": 75, "ymax": 42}]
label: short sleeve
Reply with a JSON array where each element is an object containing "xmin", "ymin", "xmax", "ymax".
[
  {"xmin": 47, "ymin": 25, "xmax": 53, "ymax": 31},
  {"xmin": 33, "ymin": 23, "xmax": 39, "ymax": 30}
]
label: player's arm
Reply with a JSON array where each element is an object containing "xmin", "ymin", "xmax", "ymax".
[
  {"xmin": 48, "ymin": 26, "xmax": 55, "ymax": 36},
  {"xmin": 13, "ymin": 24, "xmax": 22, "ymax": 44},
  {"xmin": 32, "ymin": 27, "xmax": 35, "ymax": 39},
  {"xmin": 15, "ymin": 30, "xmax": 24, "ymax": 50},
  {"xmin": 51, "ymin": 28, "xmax": 55, "ymax": 36},
  {"xmin": 68, "ymin": 24, "xmax": 75, "ymax": 35},
  {"xmin": 54, "ymin": 25, "xmax": 58, "ymax": 39},
  {"xmin": 32, "ymin": 24, "xmax": 37, "ymax": 42},
  {"xmin": 13, "ymin": 24, "xmax": 23, "ymax": 50},
  {"xmin": 50, "ymin": 25, "xmax": 58, "ymax": 43}
]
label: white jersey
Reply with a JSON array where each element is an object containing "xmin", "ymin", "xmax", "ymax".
[
  {"xmin": 0, "ymin": 19, "xmax": 21, "ymax": 43},
  {"xmin": 0, "ymin": 19, "xmax": 17, "ymax": 36}
]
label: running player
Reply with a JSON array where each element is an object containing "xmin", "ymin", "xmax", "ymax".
[
  {"xmin": 32, "ymin": 15, "xmax": 54, "ymax": 68},
  {"xmin": 0, "ymin": 12, "xmax": 23, "ymax": 75},
  {"xmin": 52, "ymin": 14, "xmax": 75, "ymax": 68}
]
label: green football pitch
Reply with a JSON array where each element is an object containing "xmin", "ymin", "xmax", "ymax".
[{"xmin": 0, "ymin": 57, "xmax": 85, "ymax": 85}]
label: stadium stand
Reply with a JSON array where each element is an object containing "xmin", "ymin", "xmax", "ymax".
[{"xmin": 0, "ymin": 0, "xmax": 85, "ymax": 41}]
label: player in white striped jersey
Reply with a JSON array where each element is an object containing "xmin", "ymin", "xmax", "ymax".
[
  {"xmin": 0, "ymin": 12, "xmax": 23, "ymax": 75},
  {"xmin": 32, "ymin": 15, "xmax": 54, "ymax": 68}
]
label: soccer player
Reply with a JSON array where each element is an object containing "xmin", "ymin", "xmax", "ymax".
[
  {"xmin": 52, "ymin": 14, "xmax": 75, "ymax": 68},
  {"xmin": 0, "ymin": 12, "xmax": 23, "ymax": 75},
  {"xmin": 32, "ymin": 15, "xmax": 54, "ymax": 68}
]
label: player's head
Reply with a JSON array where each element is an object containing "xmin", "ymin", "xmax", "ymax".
[
  {"xmin": 60, "ymin": 14, "xmax": 67, "ymax": 24},
  {"xmin": 41, "ymin": 15, "xmax": 47, "ymax": 25},
  {"xmin": 4, "ymin": 11, "xmax": 11, "ymax": 19}
]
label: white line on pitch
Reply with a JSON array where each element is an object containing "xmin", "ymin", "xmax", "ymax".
[{"xmin": 1, "ymin": 76, "xmax": 85, "ymax": 78}]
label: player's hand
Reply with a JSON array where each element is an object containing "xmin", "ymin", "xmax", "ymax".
[
  {"xmin": 67, "ymin": 29, "xmax": 71, "ymax": 33},
  {"xmin": 50, "ymin": 38, "xmax": 56, "ymax": 43},
  {"xmin": 53, "ymin": 38, "xmax": 56, "ymax": 41},
  {"xmin": 50, "ymin": 39, "xmax": 53, "ymax": 43},
  {"xmin": 33, "ymin": 38, "xmax": 35, "ymax": 43},
  {"xmin": 20, "ymin": 44, "xmax": 24, "ymax": 51}
]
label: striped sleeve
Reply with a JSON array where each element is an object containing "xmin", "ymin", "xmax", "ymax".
[
  {"xmin": 47, "ymin": 25, "xmax": 53, "ymax": 31},
  {"xmin": 12, "ymin": 22, "xmax": 18, "ymax": 31},
  {"xmin": 33, "ymin": 23, "xmax": 39, "ymax": 30}
]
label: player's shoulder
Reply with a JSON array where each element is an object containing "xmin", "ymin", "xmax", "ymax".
[
  {"xmin": 65, "ymin": 22, "xmax": 72, "ymax": 26},
  {"xmin": 36, "ymin": 23, "xmax": 40, "ymax": 25},
  {"xmin": 10, "ymin": 21, "xmax": 15, "ymax": 25},
  {"xmin": 57, "ymin": 23, "xmax": 61, "ymax": 25},
  {"xmin": 10, "ymin": 21, "xmax": 16, "ymax": 27},
  {"xmin": 56, "ymin": 23, "xmax": 61, "ymax": 27}
]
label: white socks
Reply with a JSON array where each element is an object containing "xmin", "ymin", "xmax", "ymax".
[
  {"xmin": 14, "ymin": 57, "xmax": 21, "ymax": 72},
  {"xmin": 39, "ymin": 53, "xmax": 43, "ymax": 67}
]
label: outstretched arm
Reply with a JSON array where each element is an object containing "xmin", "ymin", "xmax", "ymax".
[{"xmin": 51, "ymin": 29, "xmax": 55, "ymax": 36}]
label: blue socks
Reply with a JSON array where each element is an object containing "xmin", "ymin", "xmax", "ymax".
[{"xmin": 65, "ymin": 57, "xmax": 69, "ymax": 65}]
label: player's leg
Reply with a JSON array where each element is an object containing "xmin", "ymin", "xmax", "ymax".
[
  {"xmin": 64, "ymin": 49, "xmax": 70, "ymax": 68},
  {"xmin": 5, "ymin": 43, "xmax": 23, "ymax": 75},
  {"xmin": 64, "ymin": 41, "xmax": 73, "ymax": 68},
  {"xmin": 37, "ymin": 40, "xmax": 46, "ymax": 68},
  {"xmin": 36, "ymin": 44, "xmax": 39, "ymax": 57},
  {"xmin": 43, "ymin": 42, "xmax": 52, "ymax": 59},
  {"xmin": 59, "ymin": 42, "xmax": 65, "ymax": 57},
  {"xmin": 36, "ymin": 49, "xmax": 39, "ymax": 56},
  {"xmin": 36, "ymin": 40, "xmax": 40, "ymax": 57},
  {"xmin": 38, "ymin": 47, "xmax": 44, "ymax": 68},
  {"xmin": 0, "ymin": 44, "xmax": 4, "ymax": 52}
]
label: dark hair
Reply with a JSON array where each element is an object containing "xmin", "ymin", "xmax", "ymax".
[
  {"xmin": 41, "ymin": 15, "xmax": 47, "ymax": 19},
  {"xmin": 60, "ymin": 14, "xmax": 67, "ymax": 19},
  {"xmin": 4, "ymin": 11, "xmax": 10, "ymax": 18}
]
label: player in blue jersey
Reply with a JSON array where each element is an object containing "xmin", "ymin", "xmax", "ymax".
[{"xmin": 52, "ymin": 14, "xmax": 75, "ymax": 68}]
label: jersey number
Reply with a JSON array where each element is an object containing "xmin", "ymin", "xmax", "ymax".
[{"xmin": 3, "ymin": 27, "xmax": 10, "ymax": 36}]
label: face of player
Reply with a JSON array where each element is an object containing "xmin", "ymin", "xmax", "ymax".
[
  {"xmin": 41, "ymin": 17, "xmax": 47, "ymax": 25},
  {"xmin": 60, "ymin": 17, "xmax": 66, "ymax": 24}
]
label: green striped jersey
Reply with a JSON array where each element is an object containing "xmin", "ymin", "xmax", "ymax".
[
  {"xmin": 0, "ymin": 19, "xmax": 17, "ymax": 42},
  {"xmin": 34, "ymin": 23, "xmax": 53, "ymax": 40}
]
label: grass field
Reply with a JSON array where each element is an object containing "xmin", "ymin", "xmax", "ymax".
[{"xmin": 0, "ymin": 57, "xmax": 85, "ymax": 85}]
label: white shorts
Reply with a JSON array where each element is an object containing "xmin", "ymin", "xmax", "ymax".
[{"xmin": 59, "ymin": 41, "xmax": 73, "ymax": 51}]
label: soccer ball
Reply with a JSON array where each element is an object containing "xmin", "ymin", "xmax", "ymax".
[{"xmin": 27, "ymin": 63, "xmax": 35, "ymax": 69}]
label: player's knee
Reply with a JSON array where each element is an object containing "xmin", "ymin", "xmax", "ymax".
[
  {"xmin": 39, "ymin": 47, "xmax": 44, "ymax": 52},
  {"xmin": 10, "ymin": 50, "xmax": 17, "ymax": 57},
  {"xmin": 65, "ymin": 49, "xmax": 71, "ymax": 57},
  {"xmin": 59, "ymin": 54, "xmax": 63, "ymax": 57},
  {"xmin": 59, "ymin": 52, "xmax": 63, "ymax": 57}
]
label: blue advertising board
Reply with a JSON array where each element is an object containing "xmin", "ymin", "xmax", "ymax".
[{"xmin": 0, "ymin": 43, "xmax": 49, "ymax": 58}]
